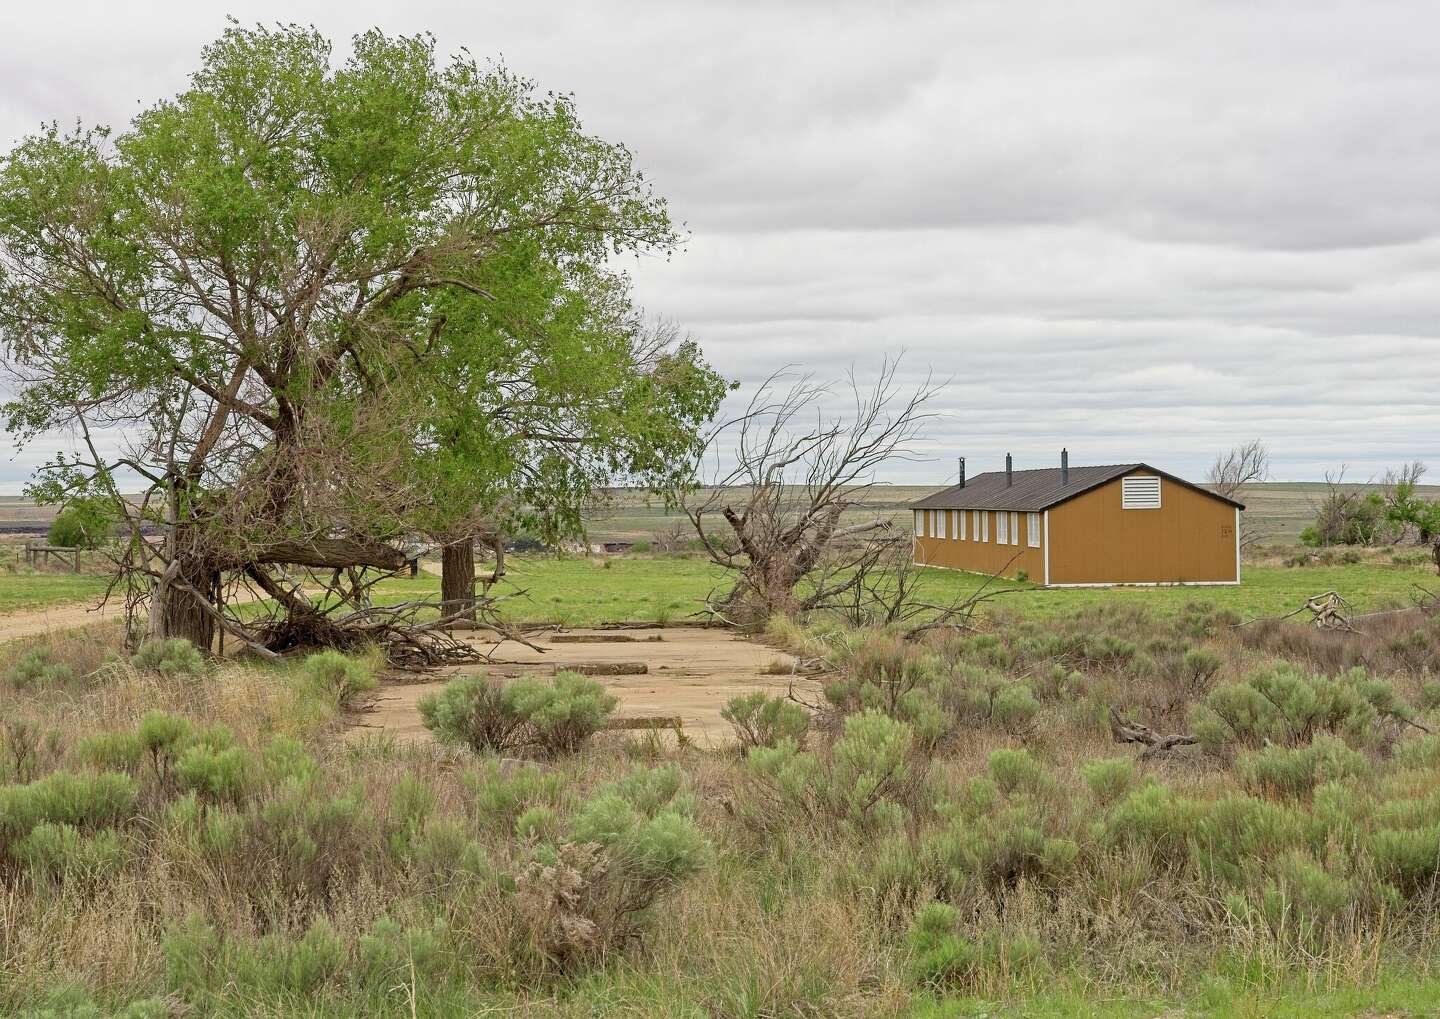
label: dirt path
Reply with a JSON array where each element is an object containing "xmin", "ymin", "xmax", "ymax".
[
  {"xmin": 352, "ymin": 626, "xmax": 822, "ymax": 749},
  {"xmin": 0, "ymin": 599, "xmax": 122, "ymax": 642}
]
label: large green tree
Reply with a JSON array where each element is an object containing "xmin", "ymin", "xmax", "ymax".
[{"xmin": 0, "ymin": 22, "xmax": 723, "ymax": 650}]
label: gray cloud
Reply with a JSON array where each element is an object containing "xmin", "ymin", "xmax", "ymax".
[{"xmin": 2, "ymin": 0, "xmax": 1438, "ymax": 489}]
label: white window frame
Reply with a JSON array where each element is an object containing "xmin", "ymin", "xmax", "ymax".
[
  {"xmin": 1122, "ymin": 476, "xmax": 1162, "ymax": 510},
  {"xmin": 950, "ymin": 510, "xmax": 959, "ymax": 540},
  {"xmin": 959, "ymin": 510, "xmax": 967, "ymax": 540},
  {"xmin": 1009, "ymin": 512, "xmax": 1019, "ymax": 545},
  {"xmin": 937, "ymin": 509, "xmax": 947, "ymax": 539},
  {"xmin": 914, "ymin": 510, "xmax": 923, "ymax": 537},
  {"xmin": 996, "ymin": 511, "xmax": 1008, "ymax": 545},
  {"xmin": 980, "ymin": 511, "xmax": 989, "ymax": 543},
  {"xmin": 1027, "ymin": 512, "xmax": 1041, "ymax": 548}
]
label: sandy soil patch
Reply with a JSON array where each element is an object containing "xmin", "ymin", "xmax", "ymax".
[
  {"xmin": 352, "ymin": 625, "xmax": 822, "ymax": 748},
  {"xmin": 0, "ymin": 600, "xmax": 119, "ymax": 642}
]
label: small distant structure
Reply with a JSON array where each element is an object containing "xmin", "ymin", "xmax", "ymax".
[{"xmin": 910, "ymin": 450, "xmax": 1244, "ymax": 587}]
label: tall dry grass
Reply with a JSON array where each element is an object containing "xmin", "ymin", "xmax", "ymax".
[{"xmin": 2, "ymin": 600, "xmax": 1440, "ymax": 1015}]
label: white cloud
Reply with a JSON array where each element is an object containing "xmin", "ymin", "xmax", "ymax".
[{"xmin": 1, "ymin": 0, "xmax": 1438, "ymax": 489}]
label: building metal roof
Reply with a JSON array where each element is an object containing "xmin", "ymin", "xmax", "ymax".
[{"xmin": 909, "ymin": 463, "xmax": 1245, "ymax": 513}]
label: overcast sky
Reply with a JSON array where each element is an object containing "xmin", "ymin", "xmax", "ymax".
[{"xmin": 2, "ymin": 0, "xmax": 1437, "ymax": 490}]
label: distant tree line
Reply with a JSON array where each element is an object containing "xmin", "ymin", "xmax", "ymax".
[{"xmin": 1301, "ymin": 461, "xmax": 1440, "ymax": 568}]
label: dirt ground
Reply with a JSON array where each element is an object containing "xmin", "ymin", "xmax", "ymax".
[
  {"xmin": 352, "ymin": 626, "xmax": 821, "ymax": 749},
  {"xmin": 0, "ymin": 600, "xmax": 121, "ymax": 642}
]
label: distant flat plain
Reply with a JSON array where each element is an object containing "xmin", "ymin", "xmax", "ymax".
[
  {"xmin": 583, "ymin": 481, "xmax": 1440, "ymax": 545},
  {"xmin": 2, "ymin": 482, "xmax": 1438, "ymax": 544}
]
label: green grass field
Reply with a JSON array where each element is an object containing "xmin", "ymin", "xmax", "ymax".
[
  {"xmin": 0, "ymin": 572, "xmax": 109, "ymax": 615},
  {"xmin": 1, "ymin": 552, "xmax": 1432, "ymax": 629},
  {"xmin": 354, "ymin": 555, "xmax": 1439, "ymax": 628}
]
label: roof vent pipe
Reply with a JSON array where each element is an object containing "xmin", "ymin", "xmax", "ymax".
[
  {"xmin": 1005, "ymin": 453, "xmax": 1013, "ymax": 486},
  {"xmin": 957, "ymin": 457, "xmax": 966, "ymax": 488},
  {"xmin": 1061, "ymin": 447, "xmax": 1069, "ymax": 485}
]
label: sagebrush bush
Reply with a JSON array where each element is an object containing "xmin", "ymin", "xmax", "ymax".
[
  {"xmin": 300, "ymin": 649, "xmax": 377, "ymax": 709},
  {"xmin": 130, "ymin": 638, "xmax": 205, "ymax": 679},
  {"xmin": 1193, "ymin": 665, "xmax": 1410, "ymax": 751},
  {"xmin": 0, "ymin": 770, "xmax": 138, "ymax": 864},
  {"xmin": 1236, "ymin": 735, "xmax": 1368, "ymax": 799},
  {"xmin": 1080, "ymin": 756, "xmax": 1142, "ymax": 806},
  {"xmin": 420, "ymin": 671, "xmax": 616, "ymax": 757},
  {"xmin": 517, "ymin": 764, "xmax": 710, "ymax": 969},
  {"xmin": 175, "ymin": 743, "xmax": 252, "ymax": 805},
  {"xmin": 906, "ymin": 901, "xmax": 1041, "ymax": 993},
  {"xmin": 4, "ymin": 648, "xmax": 77, "ymax": 690},
  {"xmin": 722, "ymin": 691, "xmax": 811, "ymax": 750},
  {"xmin": 164, "ymin": 915, "xmax": 347, "ymax": 1001},
  {"xmin": 258, "ymin": 777, "xmax": 375, "ymax": 900},
  {"xmin": 73, "ymin": 731, "xmax": 145, "ymax": 774},
  {"xmin": 419, "ymin": 675, "xmax": 528, "ymax": 755},
  {"xmin": 469, "ymin": 758, "xmax": 569, "ymax": 832},
  {"xmin": 136, "ymin": 710, "xmax": 191, "ymax": 782},
  {"xmin": 507, "ymin": 671, "xmax": 618, "ymax": 755},
  {"xmin": 747, "ymin": 710, "xmax": 916, "ymax": 832},
  {"xmin": 299, "ymin": 653, "xmax": 380, "ymax": 708},
  {"xmin": 14, "ymin": 821, "xmax": 125, "ymax": 880}
]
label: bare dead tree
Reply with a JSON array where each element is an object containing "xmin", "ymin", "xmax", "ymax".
[
  {"xmin": 1307, "ymin": 466, "xmax": 1389, "ymax": 547},
  {"xmin": 1207, "ymin": 440, "xmax": 1269, "ymax": 499},
  {"xmin": 682, "ymin": 358, "xmax": 940, "ymax": 627},
  {"xmin": 1207, "ymin": 439, "xmax": 1269, "ymax": 550}
]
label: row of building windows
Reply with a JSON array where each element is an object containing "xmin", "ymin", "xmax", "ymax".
[{"xmin": 914, "ymin": 510, "xmax": 1042, "ymax": 548}]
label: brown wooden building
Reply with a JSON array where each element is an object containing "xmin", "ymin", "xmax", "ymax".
[{"xmin": 910, "ymin": 452, "xmax": 1243, "ymax": 587}]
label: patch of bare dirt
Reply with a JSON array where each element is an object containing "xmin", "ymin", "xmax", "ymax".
[
  {"xmin": 352, "ymin": 626, "xmax": 822, "ymax": 748},
  {"xmin": 0, "ymin": 600, "xmax": 119, "ymax": 642}
]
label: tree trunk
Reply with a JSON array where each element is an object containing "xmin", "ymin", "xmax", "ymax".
[
  {"xmin": 147, "ymin": 482, "xmax": 217, "ymax": 651},
  {"xmin": 441, "ymin": 540, "xmax": 476, "ymax": 622},
  {"xmin": 154, "ymin": 553, "xmax": 218, "ymax": 651}
]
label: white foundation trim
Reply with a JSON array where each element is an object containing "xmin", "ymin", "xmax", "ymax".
[{"xmin": 1045, "ymin": 580, "xmax": 1242, "ymax": 588}]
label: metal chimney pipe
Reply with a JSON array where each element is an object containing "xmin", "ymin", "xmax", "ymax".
[
  {"xmin": 1061, "ymin": 447, "xmax": 1069, "ymax": 485},
  {"xmin": 1005, "ymin": 453, "xmax": 1013, "ymax": 486},
  {"xmin": 958, "ymin": 457, "xmax": 966, "ymax": 488}
]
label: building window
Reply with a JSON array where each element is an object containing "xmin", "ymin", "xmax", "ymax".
[
  {"xmin": 1122, "ymin": 476, "xmax": 1162, "ymax": 510},
  {"xmin": 937, "ymin": 510, "xmax": 946, "ymax": 539},
  {"xmin": 980, "ymin": 511, "xmax": 989, "ymax": 542},
  {"xmin": 914, "ymin": 511, "xmax": 923, "ymax": 537},
  {"xmin": 950, "ymin": 510, "xmax": 959, "ymax": 540},
  {"xmin": 996, "ymin": 512, "xmax": 1008, "ymax": 544},
  {"xmin": 1010, "ymin": 512, "xmax": 1019, "ymax": 545},
  {"xmin": 959, "ymin": 510, "xmax": 966, "ymax": 540},
  {"xmin": 1027, "ymin": 512, "xmax": 1041, "ymax": 547}
]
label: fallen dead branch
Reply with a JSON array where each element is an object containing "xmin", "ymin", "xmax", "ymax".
[
  {"xmin": 1110, "ymin": 707, "xmax": 1198, "ymax": 760},
  {"xmin": 1235, "ymin": 590, "xmax": 1364, "ymax": 633}
]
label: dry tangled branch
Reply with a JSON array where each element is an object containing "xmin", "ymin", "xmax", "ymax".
[{"xmin": 1109, "ymin": 708, "xmax": 1198, "ymax": 759}]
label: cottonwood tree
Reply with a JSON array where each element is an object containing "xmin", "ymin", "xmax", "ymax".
[
  {"xmin": 0, "ymin": 23, "xmax": 722, "ymax": 653},
  {"xmin": 412, "ymin": 311, "xmax": 725, "ymax": 621},
  {"xmin": 682, "ymin": 359, "xmax": 938, "ymax": 626},
  {"xmin": 1380, "ymin": 461, "xmax": 1438, "ymax": 544},
  {"xmin": 1206, "ymin": 439, "xmax": 1269, "ymax": 550}
]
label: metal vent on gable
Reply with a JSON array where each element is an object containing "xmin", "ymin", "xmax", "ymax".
[{"xmin": 1122, "ymin": 476, "xmax": 1161, "ymax": 510}]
